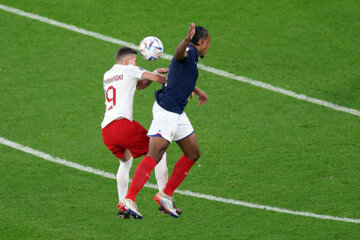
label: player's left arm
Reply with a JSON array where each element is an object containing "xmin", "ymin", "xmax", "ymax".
[
  {"xmin": 136, "ymin": 68, "xmax": 169, "ymax": 89},
  {"xmin": 136, "ymin": 79, "xmax": 152, "ymax": 89},
  {"xmin": 192, "ymin": 86, "xmax": 208, "ymax": 106}
]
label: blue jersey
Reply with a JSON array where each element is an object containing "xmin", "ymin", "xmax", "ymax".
[{"xmin": 155, "ymin": 44, "xmax": 199, "ymax": 114}]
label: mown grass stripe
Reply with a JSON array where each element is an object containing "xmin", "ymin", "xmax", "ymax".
[{"xmin": 1, "ymin": 136, "xmax": 359, "ymax": 224}]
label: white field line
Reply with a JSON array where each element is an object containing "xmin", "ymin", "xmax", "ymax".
[
  {"xmin": 1, "ymin": 4, "xmax": 359, "ymax": 117},
  {"xmin": 1, "ymin": 136, "xmax": 359, "ymax": 224}
]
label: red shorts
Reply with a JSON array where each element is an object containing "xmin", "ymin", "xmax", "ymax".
[{"xmin": 102, "ymin": 119, "xmax": 149, "ymax": 159}]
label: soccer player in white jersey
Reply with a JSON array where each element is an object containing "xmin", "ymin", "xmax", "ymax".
[{"xmin": 101, "ymin": 47, "xmax": 171, "ymax": 219}]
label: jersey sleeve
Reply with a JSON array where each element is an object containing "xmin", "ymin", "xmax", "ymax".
[
  {"xmin": 185, "ymin": 47, "xmax": 196, "ymax": 61},
  {"xmin": 128, "ymin": 65, "xmax": 147, "ymax": 79}
]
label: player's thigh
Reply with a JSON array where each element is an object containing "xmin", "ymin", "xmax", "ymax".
[
  {"xmin": 148, "ymin": 101, "xmax": 179, "ymax": 143},
  {"xmin": 176, "ymin": 133, "xmax": 200, "ymax": 161},
  {"xmin": 125, "ymin": 120, "xmax": 150, "ymax": 158},
  {"xmin": 102, "ymin": 123, "xmax": 127, "ymax": 159},
  {"xmin": 173, "ymin": 111, "xmax": 194, "ymax": 142},
  {"xmin": 147, "ymin": 136, "xmax": 170, "ymax": 163}
]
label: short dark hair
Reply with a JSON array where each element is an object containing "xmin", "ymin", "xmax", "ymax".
[
  {"xmin": 190, "ymin": 26, "xmax": 209, "ymax": 46},
  {"xmin": 115, "ymin": 47, "xmax": 137, "ymax": 62}
]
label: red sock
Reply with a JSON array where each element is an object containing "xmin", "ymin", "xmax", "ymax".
[
  {"xmin": 164, "ymin": 154, "xmax": 196, "ymax": 197},
  {"xmin": 125, "ymin": 156, "xmax": 157, "ymax": 202}
]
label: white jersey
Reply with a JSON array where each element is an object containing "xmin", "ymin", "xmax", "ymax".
[{"xmin": 101, "ymin": 64, "xmax": 146, "ymax": 128}]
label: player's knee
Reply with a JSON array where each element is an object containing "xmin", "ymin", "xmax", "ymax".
[
  {"xmin": 195, "ymin": 150, "xmax": 201, "ymax": 161},
  {"xmin": 189, "ymin": 149, "xmax": 201, "ymax": 161},
  {"xmin": 148, "ymin": 151, "xmax": 165, "ymax": 163},
  {"xmin": 147, "ymin": 150, "xmax": 167, "ymax": 163},
  {"xmin": 123, "ymin": 150, "xmax": 132, "ymax": 161}
]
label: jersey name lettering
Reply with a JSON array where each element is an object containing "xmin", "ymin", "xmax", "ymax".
[{"xmin": 103, "ymin": 74, "xmax": 123, "ymax": 86}]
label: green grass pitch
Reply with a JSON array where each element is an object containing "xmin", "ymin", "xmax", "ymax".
[{"xmin": 1, "ymin": 0, "xmax": 359, "ymax": 239}]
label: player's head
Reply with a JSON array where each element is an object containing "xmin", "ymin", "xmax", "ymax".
[
  {"xmin": 190, "ymin": 25, "xmax": 210, "ymax": 58},
  {"xmin": 115, "ymin": 47, "xmax": 138, "ymax": 65}
]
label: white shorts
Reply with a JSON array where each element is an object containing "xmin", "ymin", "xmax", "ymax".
[{"xmin": 147, "ymin": 101, "xmax": 194, "ymax": 143}]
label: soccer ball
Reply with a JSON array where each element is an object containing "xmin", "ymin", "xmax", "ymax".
[{"xmin": 139, "ymin": 36, "xmax": 164, "ymax": 60}]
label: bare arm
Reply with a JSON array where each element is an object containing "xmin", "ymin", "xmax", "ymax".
[
  {"xmin": 191, "ymin": 86, "xmax": 208, "ymax": 106},
  {"xmin": 141, "ymin": 71, "xmax": 167, "ymax": 83},
  {"xmin": 136, "ymin": 68, "xmax": 168, "ymax": 89},
  {"xmin": 136, "ymin": 79, "xmax": 152, "ymax": 89},
  {"xmin": 174, "ymin": 23, "xmax": 195, "ymax": 61}
]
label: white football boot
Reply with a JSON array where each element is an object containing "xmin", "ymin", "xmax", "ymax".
[
  {"xmin": 123, "ymin": 198, "xmax": 142, "ymax": 219},
  {"xmin": 154, "ymin": 192, "xmax": 179, "ymax": 218}
]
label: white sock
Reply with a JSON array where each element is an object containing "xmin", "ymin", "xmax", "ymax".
[
  {"xmin": 154, "ymin": 152, "xmax": 168, "ymax": 192},
  {"xmin": 116, "ymin": 157, "xmax": 133, "ymax": 202}
]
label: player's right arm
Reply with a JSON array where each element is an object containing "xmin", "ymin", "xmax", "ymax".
[{"xmin": 174, "ymin": 23, "xmax": 195, "ymax": 61}]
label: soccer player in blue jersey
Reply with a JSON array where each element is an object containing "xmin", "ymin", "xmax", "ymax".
[{"xmin": 121, "ymin": 23, "xmax": 210, "ymax": 219}]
